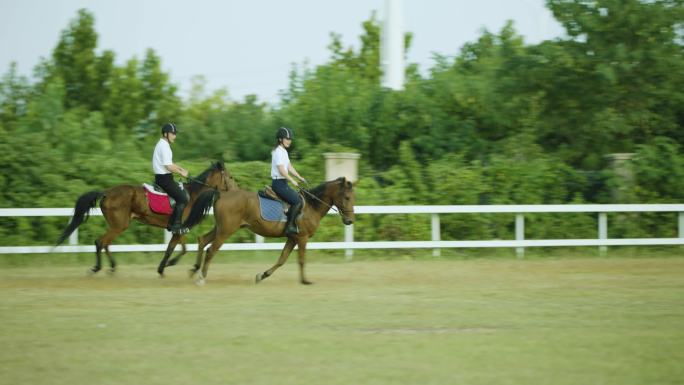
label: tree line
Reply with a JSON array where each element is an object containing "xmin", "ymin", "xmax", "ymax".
[{"xmin": 1, "ymin": 0, "xmax": 683, "ymax": 247}]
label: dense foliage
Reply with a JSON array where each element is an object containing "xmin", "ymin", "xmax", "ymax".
[{"xmin": 1, "ymin": 1, "xmax": 683, "ymax": 245}]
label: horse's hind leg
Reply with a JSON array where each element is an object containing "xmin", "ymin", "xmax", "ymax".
[
  {"xmin": 255, "ymin": 238, "xmax": 296, "ymax": 284},
  {"xmin": 98, "ymin": 227, "xmax": 127, "ymax": 274},
  {"xmin": 104, "ymin": 246, "xmax": 117, "ymax": 274},
  {"xmin": 90, "ymin": 239, "xmax": 104, "ymax": 274},
  {"xmin": 91, "ymin": 229, "xmax": 123, "ymax": 275}
]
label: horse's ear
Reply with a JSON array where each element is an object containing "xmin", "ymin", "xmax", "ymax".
[
  {"xmin": 346, "ymin": 180, "xmax": 353, "ymax": 190},
  {"xmin": 217, "ymin": 161, "xmax": 224, "ymax": 170}
]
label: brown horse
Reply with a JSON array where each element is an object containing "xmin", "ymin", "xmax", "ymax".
[
  {"xmin": 56, "ymin": 161, "xmax": 237, "ymax": 274},
  {"xmin": 178, "ymin": 177, "xmax": 356, "ymax": 285}
]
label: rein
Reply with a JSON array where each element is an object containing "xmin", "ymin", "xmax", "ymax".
[
  {"xmin": 186, "ymin": 169, "xmax": 231, "ymax": 191},
  {"xmin": 186, "ymin": 176, "xmax": 210, "ymax": 187},
  {"xmin": 299, "ymin": 187, "xmax": 338, "ymax": 213},
  {"xmin": 298, "ymin": 185, "xmax": 355, "ymax": 219}
]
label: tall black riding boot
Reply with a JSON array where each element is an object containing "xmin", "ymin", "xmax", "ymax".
[
  {"xmin": 168, "ymin": 203, "xmax": 188, "ymax": 234},
  {"xmin": 284, "ymin": 202, "xmax": 303, "ymax": 236}
]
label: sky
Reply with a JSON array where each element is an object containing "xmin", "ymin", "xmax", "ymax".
[{"xmin": 0, "ymin": 0, "xmax": 566, "ymax": 104}]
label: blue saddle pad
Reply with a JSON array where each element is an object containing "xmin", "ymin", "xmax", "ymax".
[{"xmin": 258, "ymin": 196, "xmax": 287, "ymax": 222}]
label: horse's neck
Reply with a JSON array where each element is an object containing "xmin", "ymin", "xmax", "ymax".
[
  {"xmin": 186, "ymin": 184, "xmax": 208, "ymax": 199},
  {"xmin": 308, "ymin": 188, "xmax": 334, "ymax": 219}
]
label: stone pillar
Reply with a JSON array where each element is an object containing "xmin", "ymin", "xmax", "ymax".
[
  {"xmin": 324, "ymin": 153, "xmax": 360, "ymax": 182},
  {"xmin": 325, "ymin": 153, "xmax": 360, "ymax": 260},
  {"xmin": 605, "ymin": 153, "xmax": 635, "ymax": 202}
]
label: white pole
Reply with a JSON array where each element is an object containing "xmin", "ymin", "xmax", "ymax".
[
  {"xmin": 515, "ymin": 214, "xmax": 525, "ymax": 258},
  {"xmin": 431, "ymin": 214, "xmax": 441, "ymax": 257},
  {"xmin": 598, "ymin": 213, "xmax": 608, "ymax": 255},
  {"xmin": 679, "ymin": 212, "xmax": 683, "ymax": 250},
  {"xmin": 345, "ymin": 224, "xmax": 354, "ymax": 260},
  {"xmin": 381, "ymin": 0, "xmax": 404, "ymax": 90},
  {"xmin": 68, "ymin": 229, "xmax": 78, "ymax": 245}
]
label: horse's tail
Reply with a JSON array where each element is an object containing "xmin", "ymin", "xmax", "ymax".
[
  {"xmin": 183, "ymin": 189, "xmax": 219, "ymax": 229},
  {"xmin": 56, "ymin": 191, "xmax": 103, "ymax": 246}
]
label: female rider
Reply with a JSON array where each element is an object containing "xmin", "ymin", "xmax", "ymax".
[{"xmin": 271, "ymin": 127, "xmax": 307, "ymax": 236}]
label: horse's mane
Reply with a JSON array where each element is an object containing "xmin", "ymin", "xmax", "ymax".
[
  {"xmin": 186, "ymin": 161, "xmax": 223, "ymax": 194},
  {"xmin": 303, "ymin": 177, "xmax": 350, "ymax": 210}
]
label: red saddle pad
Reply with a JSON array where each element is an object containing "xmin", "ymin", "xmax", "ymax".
[{"xmin": 143, "ymin": 185, "xmax": 172, "ymax": 215}]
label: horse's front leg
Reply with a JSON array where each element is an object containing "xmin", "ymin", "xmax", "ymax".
[
  {"xmin": 158, "ymin": 234, "xmax": 183, "ymax": 276},
  {"xmin": 297, "ymin": 237, "xmax": 312, "ymax": 285},
  {"xmin": 255, "ymin": 237, "xmax": 296, "ymax": 283},
  {"xmin": 165, "ymin": 237, "xmax": 187, "ymax": 267},
  {"xmin": 193, "ymin": 227, "xmax": 217, "ymax": 278}
]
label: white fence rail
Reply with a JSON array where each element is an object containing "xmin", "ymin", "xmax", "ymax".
[{"xmin": 1, "ymin": 205, "xmax": 683, "ymax": 257}]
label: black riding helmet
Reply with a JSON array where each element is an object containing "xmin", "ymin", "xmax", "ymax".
[
  {"xmin": 161, "ymin": 123, "xmax": 178, "ymax": 135},
  {"xmin": 276, "ymin": 126, "xmax": 293, "ymax": 140}
]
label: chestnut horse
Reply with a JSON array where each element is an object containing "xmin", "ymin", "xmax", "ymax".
[
  {"xmin": 55, "ymin": 161, "xmax": 237, "ymax": 274},
  {"xmin": 176, "ymin": 177, "xmax": 355, "ymax": 285}
]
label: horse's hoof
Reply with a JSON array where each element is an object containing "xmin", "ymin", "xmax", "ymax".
[
  {"xmin": 87, "ymin": 267, "xmax": 100, "ymax": 276},
  {"xmin": 158, "ymin": 272, "xmax": 165, "ymax": 278},
  {"xmin": 107, "ymin": 268, "xmax": 116, "ymax": 275},
  {"xmin": 255, "ymin": 272, "xmax": 263, "ymax": 284},
  {"xmin": 195, "ymin": 274, "xmax": 205, "ymax": 286},
  {"xmin": 166, "ymin": 259, "xmax": 179, "ymax": 267},
  {"xmin": 301, "ymin": 280, "xmax": 314, "ymax": 285}
]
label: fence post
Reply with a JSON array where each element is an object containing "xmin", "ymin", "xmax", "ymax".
[
  {"xmin": 515, "ymin": 214, "xmax": 525, "ymax": 258},
  {"xmin": 598, "ymin": 212, "xmax": 608, "ymax": 256},
  {"xmin": 345, "ymin": 224, "xmax": 354, "ymax": 261},
  {"xmin": 431, "ymin": 213, "xmax": 441, "ymax": 257},
  {"xmin": 68, "ymin": 229, "xmax": 78, "ymax": 245}
]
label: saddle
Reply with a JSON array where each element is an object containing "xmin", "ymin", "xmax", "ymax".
[
  {"xmin": 143, "ymin": 182, "xmax": 188, "ymax": 215},
  {"xmin": 259, "ymin": 186, "xmax": 284, "ymax": 203},
  {"xmin": 257, "ymin": 186, "xmax": 304, "ymax": 222}
]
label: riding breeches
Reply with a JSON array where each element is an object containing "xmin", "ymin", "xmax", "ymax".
[
  {"xmin": 155, "ymin": 173, "xmax": 188, "ymax": 205},
  {"xmin": 271, "ymin": 179, "xmax": 301, "ymax": 206}
]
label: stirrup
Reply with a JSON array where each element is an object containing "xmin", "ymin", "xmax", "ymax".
[
  {"xmin": 285, "ymin": 225, "xmax": 299, "ymax": 236},
  {"xmin": 170, "ymin": 225, "xmax": 189, "ymax": 235}
]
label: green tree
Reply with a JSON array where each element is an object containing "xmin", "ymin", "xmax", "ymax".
[
  {"xmin": 51, "ymin": 9, "xmax": 101, "ymax": 110},
  {"xmin": 631, "ymin": 137, "xmax": 684, "ymax": 202},
  {"xmin": 138, "ymin": 49, "xmax": 182, "ymax": 136},
  {"xmin": 0, "ymin": 63, "xmax": 30, "ymax": 130},
  {"xmin": 540, "ymin": 0, "xmax": 684, "ymax": 166},
  {"xmin": 101, "ymin": 58, "xmax": 144, "ymax": 142}
]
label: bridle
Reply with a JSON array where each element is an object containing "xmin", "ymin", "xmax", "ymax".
[
  {"xmin": 299, "ymin": 185, "xmax": 353, "ymax": 220},
  {"xmin": 186, "ymin": 168, "xmax": 232, "ymax": 192},
  {"xmin": 299, "ymin": 187, "xmax": 337, "ymax": 213},
  {"xmin": 218, "ymin": 169, "xmax": 232, "ymax": 191}
]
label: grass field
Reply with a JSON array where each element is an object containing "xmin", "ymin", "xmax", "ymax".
[{"xmin": 1, "ymin": 253, "xmax": 683, "ymax": 385}]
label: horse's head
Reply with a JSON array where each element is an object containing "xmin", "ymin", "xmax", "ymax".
[
  {"xmin": 205, "ymin": 161, "xmax": 238, "ymax": 191},
  {"xmin": 332, "ymin": 177, "xmax": 355, "ymax": 225}
]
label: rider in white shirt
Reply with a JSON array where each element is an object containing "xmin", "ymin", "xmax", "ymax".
[
  {"xmin": 271, "ymin": 127, "xmax": 307, "ymax": 236},
  {"xmin": 153, "ymin": 123, "xmax": 189, "ymax": 234}
]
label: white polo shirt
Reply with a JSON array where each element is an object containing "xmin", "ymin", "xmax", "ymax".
[
  {"xmin": 271, "ymin": 146, "xmax": 290, "ymax": 179},
  {"xmin": 152, "ymin": 138, "xmax": 173, "ymax": 175}
]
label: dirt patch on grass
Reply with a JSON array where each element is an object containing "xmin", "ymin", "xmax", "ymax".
[{"xmin": 358, "ymin": 327, "xmax": 497, "ymax": 334}]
